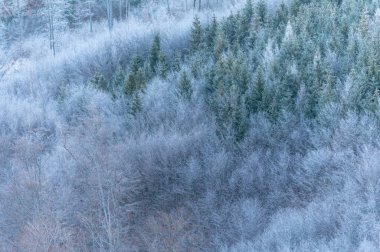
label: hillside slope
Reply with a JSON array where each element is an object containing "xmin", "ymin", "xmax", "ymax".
[{"xmin": 2, "ymin": 0, "xmax": 380, "ymax": 251}]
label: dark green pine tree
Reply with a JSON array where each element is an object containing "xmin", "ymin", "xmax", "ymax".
[
  {"xmin": 246, "ymin": 66, "xmax": 265, "ymax": 114},
  {"xmin": 191, "ymin": 16, "xmax": 203, "ymax": 52},
  {"xmin": 130, "ymin": 92, "xmax": 142, "ymax": 116},
  {"xmin": 238, "ymin": 0, "xmax": 253, "ymax": 44},
  {"xmin": 172, "ymin": 51, "xmax": 182, "ymax": 72},
  {"xmin": 290, "ymin": 0, "xmax": 301, "ymax": 17},
  {"xmin": 214, "ymin": 29, "xmax": 228, "ymax": 58},
  {"xmin": 232, "ymin": 52, "xmax": 250, "ymax": 95},
  {"xmin": 111, "ymin": 66, "xmax": 126, "ymax": 98},
  {"xmin": 113, "ymin": 66, "xmax": 126, "ymax": 88},
  {"xmin": 319, "ymin": 73, "xmax": 336, "ymax": 108},
  {"xmin": 232, "ymin": 104, "xmax": 247, "ymax": 142},
  {"xmin": 268, "ymin": 89, "xmax": 280, "ymax": 120},
  {"xmin": 149, "ymin": 34, "xmax": 161, "ymax": 75},
  {"xmin": 190, "ymin": 54, "xmax": 203, "ymax": 79},
  {"xmin": 355, "ymin": 58, "xmax": 380, "ymax": 112},
  {"xmin": 347, "ymin": 32, "xmax": 360, "ymax": 62},
  {"xmin": 178, "ymin": 71, "xmax": 193, "ymax": 100},
  {"xmin": 125, "ymin": 57, "xmax": 145, "ymax": 96},
  {"xmin": 158, "ymin": 53, "xmax": 169, "ymax": 79},
  {"xmin": 90, "ymin": 71, "xmax": 108, "ymax": 91},
  {"xmin": 281, "ymin": 67, "xmax": 300, "ymax": 111},
  {"xmin": 223, "ymin": 13, "xmax": 239, "ymax": 46},
  {"xmin": 272, "ymin": 2, "xmax": 289, "ymax": 30},
  {"xmin": 305, "ymin": 51, "xmax": 327, "ymax": 117},
  {"xmin": 205, "ymin": 64, "xmax": 216, "ymax": 101},
  {"xmin": 217, "ymin": 84, "xmax": 248, "ymax": 143},
  {"xmin": 212, "ymin": 55, "xmax": 229, "ymax": 95},
  {"xmin": 206, "ymin": 15, "xmax": 218, "ymax": 51},
  {"xmin": 247, "ymin": 26, "xmax": 257, "ymax": 49},
  {"xmin": 370, "ymin": 88, "xmax": 380, "ymax": 113},
  {"xmin": 367, "ymin": 59, "xmax": 380, "ymax": 108},
  {"xmin": 253, "ymin": 0, "xmax": 267, "ymax": 29},
  {"xmin": 65, "ymin": 0, "xmax": 79, "ymax": 28},
  {"xmin": 243, "ymin": 0, "xmax": 253, "ymax": 23},
  {"xmin": 210, "ymin": 57, "xmax": 228, "ymax": 111},
  {"xmin": 272, "ymin": 2, "xmax": 289, "ymax": 45}
]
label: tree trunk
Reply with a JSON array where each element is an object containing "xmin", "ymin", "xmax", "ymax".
[
  {"xmin": 166, "ymin": 0, "xmax": 170, "ymax": 14},
  {"xmin": 119, "ymin": 0, "xmax": 122, "ymax": 21},
  {"xmin": 126, "ymin": 0, "xmax": 129, "ymax": 20},
  {"xmin": 89, "ymin": 0, "xmax": 93, "ymax": 32},
  {"xmin": 47, "ymin": 0, "xmax": 55, "ymax": 56},
  {"xmin": 107, "ymin": 0, "xmax": 113, "ymax": 31},
  {"xmin": 16, "ymin": 0, "xmax": 23, "ymax": 40}
]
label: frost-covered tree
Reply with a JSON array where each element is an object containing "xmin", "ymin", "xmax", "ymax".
[
  {"xmin": 178, "ymin": 71, "xmax": 192, "ymax": 100},
  {"xmin": 190, "ymin": 16, "xmax": 203, "ymax": 52},
  {"xmin": 148, "ymin": 34, "xmax": 162, "ymax": 75},
  {"xmin": 44, "ymin": 0, "xmax": 68, "ymax": 55},
  {"xmin": 125, "ymin": 56, "xmax": 145, "ymax": 96}
]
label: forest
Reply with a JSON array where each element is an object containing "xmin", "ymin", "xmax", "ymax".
[{"xmin": 1, "ymin": 0, "xmax": 380, "ymax": 251}]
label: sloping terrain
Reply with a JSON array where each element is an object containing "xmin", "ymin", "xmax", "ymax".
[{"xmin": 2, "ymin": 0, "xmax": 380, "ymax": 251}]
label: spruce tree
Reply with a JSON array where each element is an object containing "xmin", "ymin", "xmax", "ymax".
[
  {"xmin": 233, "ymin": 52, "xmax": 250, "ymax": 95},
  {"xmin": 172, "ymin": 51, "xmax": 182, "ymax": 72},
  {"xmin": 223, "ymin": 13, "xmax": 239, "ymax": 46},
  {"xmin": 248, "ymin": 27, "xmax": 257, "ymax": 49},
  {"xmin": 191, "ymin": 55, "xmax": 202, "ymax": 79},
  {"xmin": 290, "ymin": 0, "xmax": 301, "ymax": 17},
  {"xmin": 319, "ymin": 73, "xmax": 336, "ymax": 108},
  {"xmin": 355, "ymin": 58, "xmax": 380, "ymax": 112},
  {"xmin": 216, "ymin": 84, "xmax": 247, "ymax": 143},
  {"xmin": 253, "ymin": 0, "xmax": 267, "ymax": 29},
  {"xmin": 305, "ymin": 50, "xmax": 326, "ymax": 117},
  {"xmin": 90, "ymin": 72, "xmax": 108, "ymax": 91},
  {"xmin": 242, "ymin": 0, "xmax": 253, "ymax": 23},
  {"xmin": 246, "ymin": 66, "xmax": 265, "ymax": 114},
  {"xmin": 206, "ymin": 15, "xmax": 218, "ymax": 51},
  {"xmin": 130, "ymin": 92, "xmax": 142, "ymax": 116},
  {"xmin": 65, "ymin": 0, "xmax": 80, "ymax": 28},
  {"xmin": 273, "ymin": 2, "xmax": 289, "ymax": 29},
  {"xmin": 239, "ymin": 0, "xmax": 253, "ymax": 44},
  {"xmin": 110, "ymin": 66, "xmax": 125, "ymax": 98},
  {"xmin": 214, "ymin": 30, "xmax": 228, "ymax": 57},
  {"xmin": 232, "ymin": 105, "xmax": 247, "ymax": 142},
  {"xmin": 113, "ymin": 66, "xmax": 126, "ymax": 88},
  {"xmin": 125, "ymin": 74, "xmax": 137, "ymax": 96},
  {"xmin": 158, "ymin": 52, "xmax": 169, "ymax": 79},
  {"xmin": 358, "ymin": 8, "xmax": 371, "ymax": 37},
  {"xmin": 125, "ymin": 57, "xmax": 145, "ymax": 96},
  {"xmin": 178, "ymin": 71, "xmax": 193, "ymax": 100},
  {"xmin": 370, "ymin": 88, "xmax": 380, "ymax": 113},
  {"xmin": 149, "ymin": 34, "xmax": 161, "ymax": 75},
  {"xmin": 191, "ymin": 16, "xmax": 203, "ymax": 52}
]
